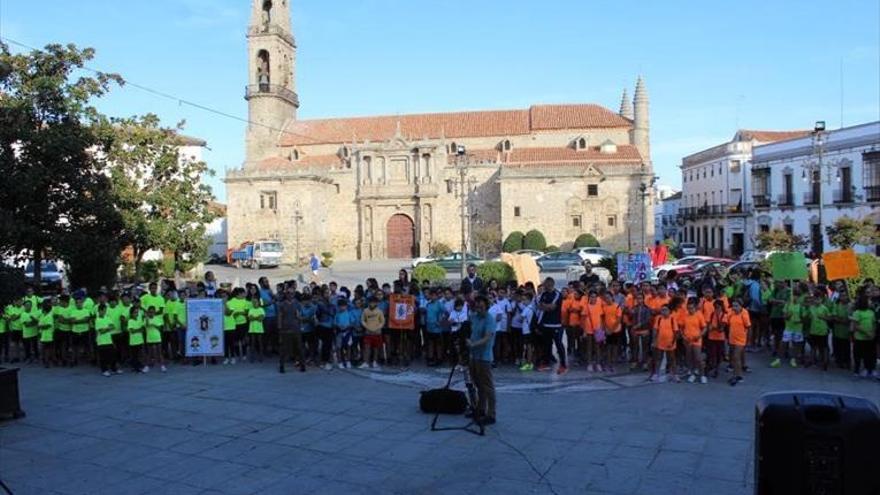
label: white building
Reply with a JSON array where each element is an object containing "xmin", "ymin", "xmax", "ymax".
[
  {"xmin": 749, "ymin": 121, "xmax": 880, "ymax": 255},
  {"xmin": 656, "ymin": 191, "xmax": 682, "ymax": 243},
  {"xmin": 680, "ymin": 129, "xmax": 809, "ymax": 257}
]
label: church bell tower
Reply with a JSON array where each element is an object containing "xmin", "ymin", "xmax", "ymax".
[{"xmin": 245, "ymin": 0, "xmax": 299, "ymax": 165}]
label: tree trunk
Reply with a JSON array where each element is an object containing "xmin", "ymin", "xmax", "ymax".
[
  {"xmin": 133, "ymin": 248, "xmax": 145, "ymax": 284},
  {"xmin": 32, "ymin": 247, "xmax": 43, "ymax": 291}
]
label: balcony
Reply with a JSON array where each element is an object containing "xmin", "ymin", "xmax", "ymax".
[
  {"xmin": 866, "ymin": 185, "xmax": 880, "ymax": 202},
  {"xmin": 248, "ymin": 25, "xmax": 297, "ymax": 47},
  {"xmin": 833, "ymin": 189, "xmax": 854, "ymax": 205},
  {"xmin": 777, "ymin": 194, "xmax": 795, "ymax": 209},
  {"xmin": 752, "ymin": 195, "xmax": 771, "ymax": 209},
  {"xmin": 245, "ymin": 84, "xmax": 300, "ymax": 107},
  {"xmin": 803, "ymin": 192, "xmax": 819, "ymax": 206}
]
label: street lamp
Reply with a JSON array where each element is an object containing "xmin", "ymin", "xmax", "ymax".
[
  {"xmin": 454, "ymin": 145, "xmax": 470, "ymax": 280},
  {"xmin": 801, "ymin": 121, "xmax": 836, "ymax": 254},
  {"xmin": 639, "ymin": 175, "xmax": 659, "ymax": 252},
  {"xmin": 293, "ymin": 203, "xmax": 304, "ymax": 263}
]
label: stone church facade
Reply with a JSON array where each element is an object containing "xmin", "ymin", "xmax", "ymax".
[{"xmin": 226, "ymin": 1, "xmax": 655, "ymax": 262}]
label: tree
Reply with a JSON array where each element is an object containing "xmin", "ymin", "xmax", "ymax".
[
  {"xmin": 471, "ymin": 223, "xmax": 501, "ymax": 257},
  {"xmin": 755, "ymin": 228, "xmax": 809, "ymax": 252},
  {"xmin": 574, "ymin": 233, "xmax": 600, "ymax": 248},
  {"xmin": 826, "ymin": 216, "xmax": 879, "ymax": 250},
  {"xmin": 0, "ymin": 42, "xmax": 123, "ymax": 286},
  {"xmin": 476, "ymin": 261, "xmax": 516, "ymax": 285},
  {"xmin": 523, "ymin": 230, "xmax": 547, "ymax": 251},
  {"xmin": 502, "ymin": 231, "xmax": 524, "ymax": 253},
  {"xmin": 413, "ymin": 263, "xmax": 446, "ymax": 283},
  {"xmin": 98, "ymin": 114, "xmax": 215, "ymax": 276}
]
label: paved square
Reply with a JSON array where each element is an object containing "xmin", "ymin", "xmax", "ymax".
[{"xmin": 2, "ymin": 359, "xmax": 879, "ymax": 494}]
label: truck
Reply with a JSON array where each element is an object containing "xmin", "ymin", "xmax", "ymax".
[{"xmin": 227, "ymin": 240, "xmax": 284, "ymax": 269}]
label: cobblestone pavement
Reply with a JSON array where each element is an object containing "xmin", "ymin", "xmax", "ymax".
[{"xmin": 2, "ymin": 354, "xmax": 879, "ymax": 494}]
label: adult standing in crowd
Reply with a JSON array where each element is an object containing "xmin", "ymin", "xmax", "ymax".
[
  {"xmin": 276, "ymin": 288, "xmax": 305, "ymax": 374},
  {"xmin": 537, "ymin": 277, "xmax": 566, "ymax": 374},
  {"xmin": 460, "ymin": 264, "xmax": 484, "ymax": 295},
  {"xmin": 467, "ymin": 294, "xmax": 497, "ymax": 425},
  {"xmin": 309, "ymin": 253, "xmax": 321, "ymax": 283},
  {"xmin": 579, "ymin": 261, "xmax": 600, "ymax": 286}
]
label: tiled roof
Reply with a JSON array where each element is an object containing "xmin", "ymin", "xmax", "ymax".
[
  {"xmin": 279, "ymin": 104, "xmax": 631, "ymax": 146},
  {"xmin": 735, "ymin": 129, "xmax": 812, "ymax": 143}
]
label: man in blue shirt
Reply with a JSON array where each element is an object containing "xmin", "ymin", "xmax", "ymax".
[
  {"xmin": 467, "ymin": 295, "xmax": 497, "ymax": 425},
  {"xmin": 309, "ymin": 253, "xmax": 320, "ymax": 283}
]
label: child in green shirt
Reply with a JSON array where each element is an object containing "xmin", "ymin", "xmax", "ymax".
[
  {"xmin": 19, "ymin": 299, "xmax": 40, "ymax": 364},
  {"xmin": 38, "ymin": 299, "xmax": 56, "ymax": 368},
  {"xmin": 4, "ymin": 298, "xmax": 23, "ymax": 363},
  {"xmin": 145, "ymin": 306, "xmax": 167, "ymax": 373},
  {"xmin": 850, "ymin": 296, "xmax": 877, "ymax": 378},
  {"xmin": 127, "ymin": 304, "xmax": 147, "ymax": 373},
  {"xmin": 806, "ymin": 293, "xmax": 831, "ymax": 370},
  {"xmin": 247, "ymin": 294, "xmax": 266, "ymax": 363},
  {"xmin": 94, "ymin": 304, "xmax": 120, "ymax": 377},
  {"xmin": 771, "ymin": 290, "xmax": 806, "ymax": 368}
]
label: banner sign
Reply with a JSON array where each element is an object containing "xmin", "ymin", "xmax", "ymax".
[
  {"xmin": 769, "ymin": 252, "xmax": 809, "ymax": 281},
  {"xmin": 185, "ymin": 299, "xmax": 225, "ymax": 357},
  {"xmin": 823, "ymin": 249, "xmax": 861, "ymax": 281},
  {"xmin": 388, "ymin": 294, "xmax": 416, "ymax": 330},
  {"xmin": 616, "ymin": 253, "xmax": 652, "ymax": 283}
]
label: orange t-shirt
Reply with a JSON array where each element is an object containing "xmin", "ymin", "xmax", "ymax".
[
  {"xmin": 581, "ymin": 301, "xmax": 605, "ymax": 335},
  {"xmin": 700, "ymin": 298, "xmax": 716, "ymax": 321},
  {"xmin": 707, "ymin": 312, "xmax": 727, "ymax": 341},
  {"xmin": 603, "ymin": 303, "xmax": 623, "ymax": 334},
  {"xmin": 681, "ymin": 312, "xmax": 707, "ymax": 345},
  {"xmin": 561, "ymin": 296, "xmax": 573, "ymax": 327},
  {"xmin": 654, "ymin": 315, "xmax": 677, "ymax": 351},
  {"xmin": 567, "ymin": 297, "xmax": 584, "ymax": 328},
  {"xmin": 724, "ymin": 310, "xmax": 751, "ymax": 347},
  {"xmin": 623, "ymin": 294, "xmax": 636, "ymax": 325},
  {"xmin": 674, "ymin": 306, "xmax": 688, "ymax": 327}
]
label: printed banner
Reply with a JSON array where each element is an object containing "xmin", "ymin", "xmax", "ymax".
[
  {"xmin": 822, "ymin": 249, "xmax": 861, "ymax": 281},
  {"xmin": 769, "ymin": 252, "xmax": 809, "ymax": 281},
  {"xmin": 185, "ymin": 299, "xmax": 225, "ymax": 357},
  {"xmin": 388, "ymin": 294, "xmax": 416, "ymax": 330},
  {"xmin": 616, "ymin": 253, "xmax": 652, "ymax": 283}
]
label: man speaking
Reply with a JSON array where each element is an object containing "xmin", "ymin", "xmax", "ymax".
[{"xmin": 467, "ymin": 295, "xmax": 497, "ymax": 425}]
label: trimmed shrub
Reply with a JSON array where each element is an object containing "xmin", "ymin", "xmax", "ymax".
[
  {"xmin": 846, "ymin": 254, "xmax": 880, "ymax": 296},
  {"xmin": 574, "ymin": 233, "xmax": 600, "ymax": 248},
  {"xmin": 430, "ymin": 242, "xmax": 452, "ymax": 257},
  {"xmin": 413, "ymin": 262, "xmax": 447, "ymax": 283},
  {"xmin": 523, "ymin": 230, "xmax": 547, "ymax": 251},
  {"xmin": 502, "ymin": 231, "xmax": 524, "ymax": 253},
  {"xmin": 477, "ymin": 261, "xmax": 516, "ymax": 285},
  {"xmin": 545, "ymin": 245, "xmax": 560, "ymax": 253},
  {"xmin": 321, "ymin": 252, "xmax": 334, "ymax": 268}
]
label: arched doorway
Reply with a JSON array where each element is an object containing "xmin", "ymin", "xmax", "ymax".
[{"xmin": 386, "ymin": 214, "xmax": 415, "ymax": 259}]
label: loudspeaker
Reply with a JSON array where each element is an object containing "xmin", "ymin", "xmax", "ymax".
[
  {"xmin": 0, "ymin": 367, "xmax": 25, "ymax": 420},
  {"xmin": 755, "ymin": 392, "xmax": 880, "ymax": 495},
  {"xmin": 420, "ymin": 388, "xmax": 467, "ymax": 415}
]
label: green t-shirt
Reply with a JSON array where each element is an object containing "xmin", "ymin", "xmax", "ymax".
[
  {"xmin": 227, "ymin": 298, "xmax": 249, "ymax": 325},
  {"xmin": 165, "ymin": 300, "xmax": 186, "ymax": 328},
  {"xmin": 25, "ymin": 295, "xmax": 41, "ymax": 314},
  {"xmin": 38, "ymin": 312, "xmax": 54, "ymax": 343},
  {"xmin": 784, "ymin": 302, "xmax": 804, "ymax": 333},
  {"xmin": 54, "ymin": 304, "xmax": 72, "ymax": 332},
  {"xmin": 770, "ymin": 288, "xmax": 790, "ymax": 319},
  {"xmin": 5, "ymin": 305, "xmax": 23, "ymax": 332},
  {"xmin": 808, "ymin": 305, "xmax": 830, "ymax": 336},
  {"xmin": 223, "ymin": 313, "xmax": 236, "ymax": 331},
  {"xmin": 70, "ymin": 307, "xmax": 91, "ymax": 334},
  {"xmin": 108, "ymin": 304, "xmax": 128, "ymax": 335},
  {"xmin": 830, "ymin": 302, "xmax": 851, "ymax": 339},
  {"xmin": 95, "ymin": 314, "xmax": 115, "ymax": 346},
  {"xmin": 146, "ymin": 315, "xmax": 164, "ymax": 344},
  {"xmin": 852, "ymin": 309, "xmax": 877, "ymax": 342},
  {"xmin": 128, "ymin": 314, "xmax": 145, "ymax": 346},
  {"xmin": 0, "ymin": 312, "xmax": 5, "ymax": 334},
  {"xmin": 21, "ymin": 309, "xmax": 40, "ymax": 339},
  {"xmin": 140, "ymin": 294, "xmax": 166, "ymax": 314},
  {"xmin": 248, "ymin": 306, "xmax": 265, "ymax": 334},
  {"xmin": 82, "ymin": 297, "xmax": 96, "ymax": 315}
]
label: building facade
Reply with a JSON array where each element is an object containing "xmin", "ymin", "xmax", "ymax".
[
  {"xmin": 225, "ymin": 1, "xmax": 655, "ymax": 262},
  {"xmin": 657, "ymin": 191, "xmax": 682, "ymax": 243},
  {"xmin": 749, "ymin": 121, "xmax": 880, "ymax": 255},
  {"xmin": 679, "ymin": 130, "xmax": 809, "ymax": 257}
]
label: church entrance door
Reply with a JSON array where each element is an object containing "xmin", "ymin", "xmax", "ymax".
[{"xmin": 386, "ymin": 214, "xmax": 415, "ymax": 259}]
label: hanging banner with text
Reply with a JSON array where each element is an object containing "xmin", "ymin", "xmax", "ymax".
[
  {"xmin": 822, "ymin": 249, "xmax": 861, "ymax": 281},
  {"xmin": 388, "ymin": 294, "xmax": 416, "ymax": 330},
  {"xmin": 769, "ymin": 252, "xmax": 809, "ymax": 281},
  {"xmin": 185, "ymin": 299, "xmax": 225, "ymax": 357}
]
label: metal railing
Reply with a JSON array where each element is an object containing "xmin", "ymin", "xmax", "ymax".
[
  {"xmin": 752, "ymin": 195, "xmax": 771, "ymax": 208},
  {"xmin": 866, "ymin": 185, "xmax": 880, "ymax": 202},
  {"xmin": 833, "ymin": 189, "xmax": 854, "ymax": 204},
  {"xmin": 245, "ymin": 84, "xmax": 300, "ymax": 106},
  {"xmin": 777, "ymin": 193, "xmax": 794, "ymax": 208},
  {"xmin": 803, "ymin": 192, "xmax": 819, "ymax": 206}
]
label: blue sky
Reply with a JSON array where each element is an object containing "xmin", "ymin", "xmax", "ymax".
[{"xmin": 2, "ymin": 0, "xmax": 878, "ymax": 202}]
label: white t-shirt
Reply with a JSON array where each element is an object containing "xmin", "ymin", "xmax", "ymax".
[
  {"xmin": 511, "ymin": 302, "xmax": 525, "ymax": 329},
  {"xmin": 520, "ymin": 305, "xmax": 535, "ymax": 336},
  {"xmin": 489, "ymin": 302, "xmax": 508, "ymax": 333},
  {"xmin": 447, "ymin": 307, "xmax": 468, "ymax": 333}
]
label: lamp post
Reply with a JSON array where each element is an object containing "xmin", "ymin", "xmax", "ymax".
[
  {"xmin": 802, "ymin": 121, "xmax": 834, "ymax": 254},
  {"xmin": 639, "ymin": 175, "xmax": 659, "ymax": 253},
  {"xmin": 293, "ymin": 204, "xmax": 303, "ymax": 264},
  {"xmin": 454, "ymin": 145, "xmax": 470, "ymax": 280}
]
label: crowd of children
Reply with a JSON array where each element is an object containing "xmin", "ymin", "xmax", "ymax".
[{"xmin": 1, "ymin": 267, "xmax": 878, "ymax": 386}]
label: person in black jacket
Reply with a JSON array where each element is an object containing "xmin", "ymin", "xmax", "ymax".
[{"xmin": 460, "ymin": 264, "xmax": 484, "ymax": 295}]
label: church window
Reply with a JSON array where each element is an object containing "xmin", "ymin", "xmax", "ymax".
[
  {"xmin": 290, "ymin": 149, "xmax": 299, "ymax": 161},
  {"xmin": 607, "ymin": 216, "xmax": 617, "ymax": 227},
  {"xmin": 260, "ymin": 191, "xmax": 277, "ymax": 211},
  {"xmin": 587, "ymin": 184, "xmax": 599, "ymax": 196},
  {"xmin": 577, "ymin": 138, "xmax": 587, "ymax": 150},
  {"xmin": 502, "ymin": 139, "xmax": 512, "ymax": 151},
  {"xmin": 261, "ymin": 0, "xmax": 272, "ymax": 30},
  {"xmin": 571, "ymin": 216, "xmax": 582, "ymax": 228},
  {"xmin": 257, "ymin": 50, "xmax": 271, "ymax": 90},
  {"xmin": 514, "ymin": 206, "xmax": 521, "ymax": 217}
]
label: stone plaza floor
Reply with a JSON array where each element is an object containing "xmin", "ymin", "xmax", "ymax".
[{"xmin": 2, "ymin": 355, "xmax": 879, "ymax": 495}]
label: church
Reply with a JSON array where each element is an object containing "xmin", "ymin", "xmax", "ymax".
[{"xmin": 226, "ymin": 0, "xmax": 655, "ymax": 262}]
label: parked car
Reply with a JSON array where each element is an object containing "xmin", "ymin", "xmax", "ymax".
[
  {"xmin": 536, "ymin": 252, "xmax": 583, "ymax": 272},
  {"xmin": 414, "ymin": 252, "xmax": 484, "ymax": 271},
  {"xmin": 739, "ymin": 250, "xmax": 778, "ymax": 262},
  {"xmin": 653, "ymin": 256, "xmax": 714, "ymax": 275},
  {"xmin": 24, "ymin": 260, "xmax": 65, "ymax": 294},
  {"xmin": 691, "ymin": 258, "xmax": 735, "ymax": 272},
  {"xmin": 726, "ymin": 260, "xmax": 765, "ymax": 277},
  {"xmin": 571, "ymin": 247, "xmax": 614, "ymax": 265},
  {"xmin": 678, "ymin": 242, "xmax": 698, "ymax": 256},
  {"xmin": 512, "ymin": 249, "xmax": 545, "ymax": 260}
]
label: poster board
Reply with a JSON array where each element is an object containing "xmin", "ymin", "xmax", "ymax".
[
  {"xmin": 388, "ymin": 294, "xmax": 416, "ymax": 330},
  {"xmin": 185, "ymin": 299, "xmax": 225, "ymax": 357},
  {"xmin": 616, "ymin": 253, "xmax": 652, "ymax": 283},
  {"xmin": 822, "ymin": 249, "xmax": 861, "ymax": 281},
  {"xmin": 769, "ymin": 252, "xmax": 809, "ymax": 281},
  {"xmin": 500, "ymin": 253, "xmax": 540, "ymax": 288}
]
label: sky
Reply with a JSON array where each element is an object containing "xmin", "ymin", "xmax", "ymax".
[{"xmin": 2, "ymin": 0, "xmax": 879, "ymax": 202}]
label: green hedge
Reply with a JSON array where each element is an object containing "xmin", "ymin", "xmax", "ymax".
[
  {"xmin": 574, "ymin": 233, "xmax": 600, "ymax": 248},
  {"xmin": 477, "ymin": 261, "xmax": 516, "ymax": 285},
  {"xmin": 502, "ymin": 231, "xmax": 524, "ymax": 253},
  {"xmin": 413, "ymin": 263, "xmax": 447, "ymax": 283},
  {"xmin": 846, "ymin": 254, "xmax": 880, "ymax": 296},
  {"xmin": 523, "ymin": 230, "xmax": 547, "ymax": 251},
  {"xmin": 545, "ymin": 245, "xmax": 559, "ymax": 252}
]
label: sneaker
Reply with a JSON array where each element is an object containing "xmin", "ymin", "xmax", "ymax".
[
  {"xmin": 657, "ymin": 374, "xmax": 668, "ymax": 383},
  {"xmin": 537, "ymin": 365, "xmax": 549, "ymax": 372},
  {"xmin": 586, "ymin": 364, "xmax": 594, "ymax": 373},
  {"xmin": 115, "ymin": 369, "xmax": 124, "ymax": 375},
  {"xmin": 859, "ymin": 369, "xmax": 869, "ymax": 378},
  {"xmin": 160, "ymin": 365, "xmax": 167, "ymax": 373},
  {"xmin": 728, "ymin": 377, "xmax": 738, "ymax": 387},
  {"xmin": 223, "ymin": 358, "xmax": 229, "ymax": 365},
  {"xmin": 557, "ymin": 366, "xmax": 568, "ymax": 376},
  {"xmin": 358, "ymin": 362, "xmax": 370, "ymax": 370},
  {"xmin": 336, "ymin": 362, "xmax": 344, "ymax": 370},
  {"xmin": 770, "ymin": 358, "xmax": 781, "ymax": 368},
  {"xmin": 519, "ymin": 362, "xmax": 531, "ymax": 372},
  {"xmin": 373, "ymin": 362, "xmax": 381, "ymax": 371},
  {"xmin": 687, "ymin": 374, "xmax": 696, "ymax": 383},
  {"xmin": 670, "ymin": 375, "xmax": 681, "ymax": 383},
  {"xmin": 102, "ymin": 371, "xmax": 111, "ymax": 377},
  {"xmin": 743, "ymin": 366, "xmax": 752, "ymax": 373},
  {"xmin": 231, "ymin": 358, "xmax": 237, "ymax": 365},
  {"xmin": 648, "ymin": 373, "xmax": 659, "ymax": 382},
  {"xmin": 596, "ymin": 364, "xmax": 604, "ymax": 373},
  {"xmin": 323, "ymin": 363, "xmax": 333, "ymax": 371},
  {"xmin": 789, "ymin": 358, "xmax": 798, "ymax": 368},
  {"xmin": 700, "ymin": 375, "xmax": 708, "ymax": 384},
  {"xmin": 344, "ymin": 361, "xmax": 351, "ymax": 369}
]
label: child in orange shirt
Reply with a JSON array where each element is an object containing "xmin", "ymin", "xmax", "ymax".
[
  {"xmin": 705, "ymin": 300, "xmax": 727, "ymax": 378},
  {"xmin": 680, "ymin": 300, "xmax": 708, "ymax": 384},
  {"xmin": 650, "ymin": 305, "xmax": 679, "ymax": 382},
  {"xmin": 580, "ymin": 291, "xmax": 605, "ymax": 372},
  {"xmin": 564, "ymin": 289, "xmax": 584, "ymax": 363},
  {"xmin": 724, "ymin": 299, "xmax": 751, "ymax": 386},
  {"xmin": 601, "ymin": 292, "xmax": 623, "ymax": 373}
]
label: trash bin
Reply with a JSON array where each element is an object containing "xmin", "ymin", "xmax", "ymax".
[
  {"xmin": 755, "ymin": 392, "xmax": 880, "ymax": 495},
  {"xmin": 0, "ymin": 367, "xmax": 25, "ymax": 420}
]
